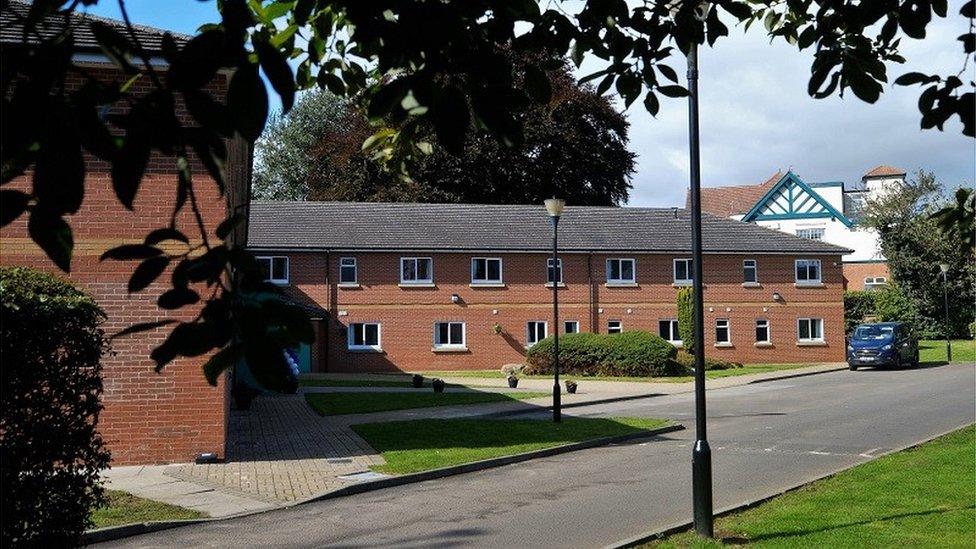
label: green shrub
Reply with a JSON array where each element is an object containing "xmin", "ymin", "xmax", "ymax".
[
  {"xmin": 970, "ymin": 321, "xmax": 976, "ymax": 339},
  {"xmin": 523, "ymin": 331, "xmax": 682, "ymax": 377},
  {"xmin": 844, "ymin": 290, "xmax": 876, "ymax": 334},
  {"xmin": 676, "ymin": 287, "xmax": 695, "ymax": 355},
  {"xmin": 1, "ymin": 267, "xmax": 112, "ymax": 546},
  {"xmin": 674, "ymin": 351, "xmax": 743, "ymax": 371}
]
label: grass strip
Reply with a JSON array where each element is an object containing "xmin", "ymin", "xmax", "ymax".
[
  {"xmin": 647, "ymin": 424, "xmax": 976, "ymax": 548},
  {"xmin": 90, "ymin": 490, "xmax": 206, "ymax": 529},
  {"xmin": 305, "ymin": 391, "xmax": 547, "ymax": 416},
  {"xmin": 352, "ymin": 416, "xmax": 670, "ymax": 474}
]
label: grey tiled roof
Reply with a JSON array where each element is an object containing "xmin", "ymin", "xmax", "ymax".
[
  {"xmin": 247, "ymin": 201, "xmax": 852, "ymax": 255},
  {"xmin": 1, "ymin": 0, "xmax": 191, "ymax": 52}
]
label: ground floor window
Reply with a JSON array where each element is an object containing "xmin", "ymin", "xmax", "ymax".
[
  {"xmin": 797, "ymin": 318, "xmax": 824, "ymax": 342},
  {"xmin": 864, "ymin": 276, "xmax": 887, "ymax": 289},
  {"xmin": 607, "ymin": 320, "xmax": 622, "ymax": 334},
  {"xmin": 526, "ymin": 321, "xmax": 547, "ymax": 347},
  {"xmin": 257, "ymin": 256, "xmax": 289, "ymax": 284},
  {"xmin": 348, "ymin": 323, "xmax": 381, "ymax": 350},
  {"xmin": 564, "ymin": 320, "xmax": 579, "ymax": 334},
  {"xmin": 658, "ymin": 319, "xmax": 679, "ymax": 343},
  {"xmin": 715, "ymin": 319, "xmax": 730, "ymax": 344},
  {"xmin": 434, "ymin": 322, "xmax": 465, "ymax": 348},
  {"xmin": 755, "ymin": 319, "xmax": 770, "ymax": 343}
]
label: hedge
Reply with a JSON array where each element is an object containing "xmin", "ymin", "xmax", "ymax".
[
  {"xmin": 523, "ymin": 331, "xmax": 683, "ymax": 377},
  {"xmin": 1, "ymin": 267, "xmax": 112, "ymax": 546},
  {"xmin": 673, "ymin": 351, "xmax": 743, "ymax": 371}
]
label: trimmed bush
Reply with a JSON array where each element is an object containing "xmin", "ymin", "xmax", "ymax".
[
  {"xmin": 674, "ymin": 351, "xmax": 743, "ymax": 371},
  {"xmin": 676, "ymin": 287, "xmax": 695, "ymax": 355},
  {"xmin": 523, "ymin": 331, "xmax": 682, "ymax": 377},
  {"xmin": 1, "ymin": 267, "xmax": 112, "ymax": 546}
]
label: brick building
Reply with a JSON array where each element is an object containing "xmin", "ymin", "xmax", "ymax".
[
  {"xmin": 0, "ymin": 4, "xmax": 249, "ymax": 464},
  {"xmin": 247, "ymin": 202, "xmax": 850, "ymax": 373}
]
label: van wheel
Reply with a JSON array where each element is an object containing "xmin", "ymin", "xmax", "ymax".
[{"xmin": 849, "ymin": 363, "xmax": 858, "ymax": 371}]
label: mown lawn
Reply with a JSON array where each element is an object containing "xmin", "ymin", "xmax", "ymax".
[
  {"xmin": 415, "ymin": 363, "xmax": 818, "ymax": 384},
  {"xmin": 352, "ymin": 417, "xmax": 671, "ymax": 474},
  {"xmin": 304, "ymin": 391, "xmax": 547, "ymax": 416},
  {"xmin": 918, "ymin": 339, "xmax": 975, "ymax": 365},
  {"xmin": 90, "ymin": 490, "xmax": 205, "ymax": 529},
  {"xmin": 299, "ymin": 378, "xmax": 470, "ymax": 388},
  {"xmin": 646, "ymin": 425, "xmax": 976, "ymax": 548}
]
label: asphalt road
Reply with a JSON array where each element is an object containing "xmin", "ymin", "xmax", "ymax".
[{"xmin": 102, "ymin": 363, "xmax": 975, "ymax": 549}]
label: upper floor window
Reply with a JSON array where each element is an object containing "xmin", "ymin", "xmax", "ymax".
[
  {"xmin": 743, "ymin": 259, "xmax": 758, "ymax": 284},
  {"xmin": 606, "ymin": 258, "xmax": 636, "ymax": 284},
  {"xmin": 339, "ymin": 257, "xmax": 357, "ymax": 284},
  {"xmin": 659, "ymin": 319, "xmax": 680, "ymax": 343},
  {"xmin": 755, "ymin": 319, "xmax": 770, "ymax": 343},
  {"xmin": 526, "ymin": 321, "xmax": 547, "ymax": 347},
  {"xmin": 564, "ymin": 320, "xmax": 579, "ymax": 334},
  {"xmin": 797, "ymin": 318, "xmax": 824, "ymax": 342},
  {"xmin": 348, "ymin": 322, "xmax": 381, "ymax": 351},
  {"xmin": 434, "ymin": 322, "xmax": 465, "ymax": 349},
  {"xmin": 257, "ymin": 256, "xmax": 288, "ymax": 284},
  {"xmin": 401, "ymin": 257, "xmax": 433, "ymax": 284},
  {"xmin": 472, "ymin": 257, "xmax": 503, "ymax": 284},
  {"xmin": 673, "ymin": 258, "xmax": 693, "ymax": 285},
  {"xmin": 715, "ymin": 319, "xmax": 730, "ymax": 344},
  {"xmin": 607, "ymin": 320, "xmax": 623, "ymax": 334},
  {"xmin": 864, "ymin": 276, "xmax": 887, "ymax": 289},
  {"xmin": 795, "ymin": 259, "xmax": 822, "ymax": 284},
  {"xmin": 796, "ymin": 228, "xmax": 825, "ymax": 241},
  {"xmin": 547, "ymin": 258, "xmax": 563, "ymax": 284}
]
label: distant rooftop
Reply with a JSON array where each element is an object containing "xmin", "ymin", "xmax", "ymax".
[{"xmin": 863, "ymin": 165, "xmax": 906, "ymax": 179}]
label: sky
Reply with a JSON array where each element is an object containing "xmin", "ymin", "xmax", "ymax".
[{"xmin": 85, "ymin": 1, "xmax": 975, "ymax": 208}]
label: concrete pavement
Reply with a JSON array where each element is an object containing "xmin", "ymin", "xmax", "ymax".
[{"xmin": 98, "ymin": 363, "xmax": 974, "ymax": 548}]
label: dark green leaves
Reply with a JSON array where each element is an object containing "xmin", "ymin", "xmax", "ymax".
[
  {"xmin": 101, "ymin": 244, "xmax": 162, "ymax": 261},
  {"xmin": 658, "ymin": 85, "xmax": 689, "ymax": 98},
  {"xmin": 128, "ymin": 256, "xmax": 170, "ymax": 292},
  {"xmin": 28, "ymin": 209, "xmax": 73, "ymax": 272},
  {"xmin": 254, "ymin": 34, "xmax": 296, "ymax": 112},
  {"xmin": 524, "ymin": 65, "xmax": 553, "ymax": 103},
  {"xmin": 228, "ymin": 63, "xmax": 269, "ymax": 142},
  {"xmin": 1, "ymin": 190, "xmax": 30, "ymax": 227},
  {"xmin": 169, "ymin": 30, "xmax": 227, "ymax": 92}
]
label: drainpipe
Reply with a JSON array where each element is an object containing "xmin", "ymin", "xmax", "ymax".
[
  {"xmin": 587, "ymin": 252, "xmax": 595, "ymax": 332},
  {"xmin": 323, "ymin": 250, "xmax": 331, "ymax": 373}
]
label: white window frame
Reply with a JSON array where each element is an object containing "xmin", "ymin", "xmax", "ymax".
[
  {"xmin": 471, "ymin": 257, "xmax": 503, "ymax": 284},
  {"xmin": 433, "ymin": 321, "xmax": 466, "ymax": 349},
  {"xmin": 339, "ymin": 257, "xmax": 357, "ymax": 284},
  {"xmin": 796, "ymin": 228, "xmax": 825, "ymax": 241},
  {"xmin": 607, "ymin": 320, "xmax": 623, "ymax": 334},
  {"xmin": 606, "ymin": 258, "xmax": 636, "ymax": 284},
  {"xmin": 673, "ymin": 258, "xmax": 693, "ymax": 285},
  {"xmin": 547, "ymin": 258, "xmax": 563, "ymax": 284},
  {"xmin": 257, "ymin": 256, "xmax": 289, "ymax": 284},
  {"xmin": 564, "ymin": 320, "xmax": 579, "ymax": 334},
  {"xmin": 715, "ymin": 319, "xmax": 731, "ymax": 344},
  {"xmin": 795, "ymin": 259, "xmax": 822, "ymax": 284},
  {"xmin": 348, "ymin": 322, "xmax": 382, "ymax": 351},
  {"xmin": 864, "ymin": 276, "xmax": 888, "ymax": 289},
  {"xmin": 797, "ymin": 318, "xmax": 824, "ymax": 342},
  {"xmin": 526, "ymin": 321, "xmax": 548, "ymax": 347},
  {"xmin": 755, "ymin": 319, "xmax": 771, "ymax": 343},
  {"xmin": 400, "ymin": 257, "xmax": 433, "ymax": 284},
  {"xmin": 743, "ymin": 259, "xmax": 758, "ymax": 284},
  {"xmin": 659, "ymin": 319, "xmax": 680, "ymax": 343}
]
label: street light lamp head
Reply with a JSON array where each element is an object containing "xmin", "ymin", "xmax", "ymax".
[
  {"xmin": 544, "ymin": 198, "xmax": 565, "ymax": 218},
  {"xmin": 939, "ymin": 263, "xmax": 950, "ymax": 273}
]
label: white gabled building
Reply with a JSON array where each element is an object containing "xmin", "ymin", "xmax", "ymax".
[{"xmin": 692, "ymin": 165, "xmax": 906, "ymax": 290}]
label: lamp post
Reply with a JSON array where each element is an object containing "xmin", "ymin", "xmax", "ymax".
[
  {"xmin": 683, "ymin": 1, "xmax": 714, "ymax": 537},
  {"xmin": 545, "ymin": 198, "xmax": 565, "ymax": 423},
  {"xmin": 939, "ymin": 263, "xmax": 952, "ymax": 362}
]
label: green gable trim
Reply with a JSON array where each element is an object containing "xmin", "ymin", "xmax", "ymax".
[
  {"xmin": 742, "ymin": 172, "xmax": 854, "ymax": 227},
  {"xmin": 809, "ymin": 180, "xmax": 845, "ymax": 188}
]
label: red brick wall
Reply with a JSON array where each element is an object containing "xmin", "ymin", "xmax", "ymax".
[
  {"xmin": 0, "ymin": 64, "xmax": 240, "ymax": 465},
  {"xmin": 843, "ymin": 262, "xmax": 890, "ymax": 291},
  {"xmin": 262, "ymin": 250, "xmax": 846, "ymax": 371}
]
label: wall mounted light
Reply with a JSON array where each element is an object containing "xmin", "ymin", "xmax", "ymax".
[
  {"xmin": 772, "ymin": 292, "xmax": 783, "ymax": 302},
  {"xmin": 451, "ymin": 294, "xmax": 460, "ymax": 304}
]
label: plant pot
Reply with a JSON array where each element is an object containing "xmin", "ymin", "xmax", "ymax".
[
  {"xmin": 432, "ymin": 378, "xmax": 445, "ymax": 393},
  {"xmin": 507, "ymin": 376, "xmax": 519, "ymax": 388},
  {"xmin": 565, "ymin": 381, "xmax": 577, "ymax": 394},
  {"xmin": 412, "ymin": 374, "xmax": 424, "ymax": 388}
]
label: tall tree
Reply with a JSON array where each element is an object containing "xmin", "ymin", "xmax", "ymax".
[
  {"xmin": 254, "ymin": 56, "xmax": 637, "ymax": 206},
  {"xmin": 860, "ymin": 171, "xmax": 975, "ymax": 337}
]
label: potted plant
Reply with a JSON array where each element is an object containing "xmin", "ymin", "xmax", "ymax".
[
  {"xmin": 412, "ymin": 374, "xmax": 424, "ymax": 388},
  {"xmin": 565, "ymin": 380, "xmax": 578, "ymax": 394},
  {"xmin": 507, "ymin": 374, "xmax": 519, "ymax": 388},
  {"xmin": 432, "ymin": 378, "xmax": 445, "ymax": 393}
]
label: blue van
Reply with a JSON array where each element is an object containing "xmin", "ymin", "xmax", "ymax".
[{"xmin": 847, "ymin": 322, "xmax": 919, "ymax": 370}]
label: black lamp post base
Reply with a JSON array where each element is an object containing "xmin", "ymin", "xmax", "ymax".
[
  {"xmin": 552, "ymin": 384, "xmax": 561, "ymax": 423},
  {"xmin": 692, "ymin": 439, "xmax": 714, "ymax": 537}
]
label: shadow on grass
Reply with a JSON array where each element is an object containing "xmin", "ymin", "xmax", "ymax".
[{"xmin": 723, "ymin": 505, "xmax": 975, "ymax": 545}]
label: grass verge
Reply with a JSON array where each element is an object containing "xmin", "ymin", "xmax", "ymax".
[
  {"xmin": 919, "ymin": 339, "xmax": 975, "ymax": 365},
  {"xmin": 352, "ymin": 417, "xmax": 670, "ymax": 474},
  {"xmin": 90, "ymin": 490, "xmax": 206, "ymax": 529},
  {"xmin": 299, "ymin": 378, "xmax": 471, "ymax": 388},
  {"xmin": 305, "ymin": 391, "xmax": 547, "ymax": 416},
  {"xmin": 645, "ymin": 424, "xmax": 976, "ymax": 548},
  {"xmin": 415, "ymin": 363, "xmax": 818, "ymax": 384}
]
